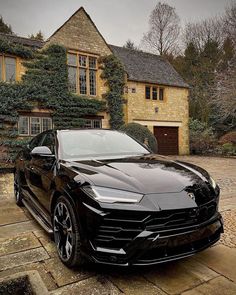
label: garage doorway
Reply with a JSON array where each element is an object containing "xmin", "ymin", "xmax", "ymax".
[{"xmin": 154, "ymin": 126, "xmax": 179, "ymax": 155}]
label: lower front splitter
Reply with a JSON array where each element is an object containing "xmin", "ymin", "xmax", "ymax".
[{"xmin": 91, "ymin": 215, "xmax": 223, "ymax": 266}]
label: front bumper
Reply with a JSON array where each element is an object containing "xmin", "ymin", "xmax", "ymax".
[{"xmin": 81, "ymin": 200, "xmax": 224, "ymax": 266}]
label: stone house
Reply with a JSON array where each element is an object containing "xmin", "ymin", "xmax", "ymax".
[{"xmin": 0, "ymin": 7, "xmax": 189, "ymax": 155}]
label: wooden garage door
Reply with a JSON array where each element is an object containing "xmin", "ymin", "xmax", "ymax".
[{"xmin": 154, "ymin": 127, "xmax": 179, "ymax": 155}]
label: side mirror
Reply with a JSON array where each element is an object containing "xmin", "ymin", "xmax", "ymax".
[{"xmin": 30, "ymin": 146, "xmax": 54, "ymax": 157}]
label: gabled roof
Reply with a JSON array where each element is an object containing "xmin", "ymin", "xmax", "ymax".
[
  {"xmin": 0, "ymin": 32, "xmax": 44, "ymax": 49},
  {"xmin": 47, "ymin": 7, "xmax": 108, "ymax": 47},
  {"xmin": 46, "ymin": 7, "xmax": 111, "ymax": 56},
  {"xmin": 110, "ymin": 45, "xmax": 189, "ymax": 88}
]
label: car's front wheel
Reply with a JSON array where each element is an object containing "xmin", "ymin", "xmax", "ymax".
[{"xmin": 53, "ymin": 196, "xmax": 85, "ymax": 267}]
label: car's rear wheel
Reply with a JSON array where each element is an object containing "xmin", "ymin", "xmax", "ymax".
[
  {"xmin": 14, "ymin": 171, "xmax": 24, "ymax": 207},
  {"xmin": 53, "ymin": 196, "xmax": 85, "ymax": 267}
]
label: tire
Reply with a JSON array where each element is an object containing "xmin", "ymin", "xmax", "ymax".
[
  {"xmin": 14, "ymin": 170, "xmax": 24, "ymax": 207},
  {"xmin": 53, "ymin": 195, "xmax": 86, "ymax": 267}
]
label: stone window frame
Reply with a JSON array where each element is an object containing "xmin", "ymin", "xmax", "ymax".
[
  {"xmin": 67, "ymin": 51, "xmax": 98, "ymax": 96},
  {"xmin": 18, "ymin": 114, "xmax": 53, "ymax": 136},
  {"xmin": 145, "ymin": 85, "xmax": 166, "ymax": 102},
  {"xmin": 0, "ymin": 54, "xmax": 18, "ymax": 83}
]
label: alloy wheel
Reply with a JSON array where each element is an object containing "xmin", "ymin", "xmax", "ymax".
[{"xmin": 54, "ymin": 202, "xmax": 74, "ymax": 261}]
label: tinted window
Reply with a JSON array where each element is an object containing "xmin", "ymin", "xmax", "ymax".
[
  {"xmin": 59, "ymin": 130, "xmax": 150, "ymax": 160},
  {"xmin": 41, "ymin": 132, "xmax": 55, "ymax": 154},
  {"xmin": 29, "ymin": 133, "xmax": 45, "ymax": 150}
]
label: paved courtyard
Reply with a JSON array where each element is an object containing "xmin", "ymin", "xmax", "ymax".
[{"xmin": 0, "ymin": 156, "xmax": 236, "ymax": 294}]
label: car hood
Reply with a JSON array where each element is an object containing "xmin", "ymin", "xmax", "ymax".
[{"xmin": 64, "ymin": 154, "xmax": 210, "ymax": 194}]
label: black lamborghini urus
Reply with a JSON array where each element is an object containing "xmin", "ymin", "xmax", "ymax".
[{"xmin": 14, "ymin": 129, "xmax": 223, "ymax": 267}]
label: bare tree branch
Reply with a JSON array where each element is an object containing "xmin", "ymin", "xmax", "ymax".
[
  {"xmin": 213, "ymin": 55, "xmax": 236, "ymax": 126},
  {"xmin": 224, "ymin": 3, "xmax": 236, "ymax": 46},
  {"xmin": 183, "ymin": 17, "xmax": 225, "ymax": 52},
  {"xmin": 141, "ymin": 2, "xmax": 180, "ymax": 56}
]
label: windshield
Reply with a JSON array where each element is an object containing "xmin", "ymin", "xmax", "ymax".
[{"xmin": 59, "ymin": 130, "xmax": 150, "ymax": 160}]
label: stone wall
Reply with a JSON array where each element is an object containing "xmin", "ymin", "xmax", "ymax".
[
  {"xmin": 125, "ymin": 81, "xmax": 190, "ymax": 155},
  {"xmin": 46, "ymin": 8, "xmax": 111, "ymax": 56}
]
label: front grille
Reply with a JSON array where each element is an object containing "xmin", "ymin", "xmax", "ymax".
[
  {"xmin": 94, "ymin": 211, "xmax": 146, "ymax": 249},
  {"xmin": 145, "ymin": 200, "xmax": 217, "ymax": 232},
  {"xmin": 93, "ymin": 200, "xmax": 217, "ymax": 249}
]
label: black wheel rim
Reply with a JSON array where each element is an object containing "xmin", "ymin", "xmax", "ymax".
[
  {"xmin": 14, "ymin": 174, "xmax": 20, "ymax": 202},
  {"xmin": 54, "ymin": 202, "xmax": 74, "ymax": 261}
]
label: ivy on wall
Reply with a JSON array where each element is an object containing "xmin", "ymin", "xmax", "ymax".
[
  {"xmin": 0, "ymin": 39, "xmax": 105, "ymax": 163},
  {"xmin": 100, "ymin": 55, "xmax": 126, "ymax": 129},
  {"xmin": 0, "ymin": 38, "xmax": 34, "ymax": 59}
]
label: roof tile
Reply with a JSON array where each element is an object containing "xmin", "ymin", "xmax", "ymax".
[{"xmin": 110, "ymin": 45, "xmax": 189, "ymax": 88}]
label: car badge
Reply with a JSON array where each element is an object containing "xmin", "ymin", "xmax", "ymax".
[{"xmin": 188, "ymin": 192, "xmax": 195, "ymax": 201}]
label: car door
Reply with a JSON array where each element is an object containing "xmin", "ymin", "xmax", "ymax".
[
  {"xmin": 24, "ymin": 132, "xmax": 46, "ymax": 199},
  {"xmin": 28, "ymin": 131, "xmax": 56, "ymax": 212}
]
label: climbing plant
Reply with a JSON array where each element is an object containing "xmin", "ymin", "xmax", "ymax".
[
  {"xmin": 0, "ymin": 39, "xmax": 105, "ymax": 163},
  {"xmin": 100, "ymin": 54, "xmax": 126, "ymax": 129},
  {"xmin": 0, "ymin": 38, "xmax": 34, "ymax": 58}
]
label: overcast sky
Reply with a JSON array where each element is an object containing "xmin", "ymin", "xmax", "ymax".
[{"xmin": 0, "ymin": 0, "xmax": 233, "ymax": 46}]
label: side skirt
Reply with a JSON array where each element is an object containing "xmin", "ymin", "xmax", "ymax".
[{"xmin": 22, "ymin": 198, "xmax": 53, "ymax": 234}]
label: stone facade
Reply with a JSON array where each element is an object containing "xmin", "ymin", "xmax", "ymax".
[
  {"xmin": 1, "ymin": 7, "xmax": 189, "ymax": 154},
  {"xmin": 124, "ymin": 81, "xmax": 189, "ymax": 155},
  {"xmin": 47, "ymin": 8, "xmax": 111, "ymax": 57}
]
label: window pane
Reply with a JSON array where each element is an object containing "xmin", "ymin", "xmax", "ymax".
[
  {"xmin": 5, "ymin": 57, "xmax": 16, "ymax": 82},
  {"xmin": 84, "ymin": 119, "xmax": 92, "ymax": 128},
  {"xmin": 18, "ymin": 117, "xmax": 29, "ymax": 135},
  {"xmin": 93, "ymin": 119, "xmax": 102, "ymax": 128},
  {"xmin": 89, "ymin": 57, "xmax": 97, "ymax": 69},
  {"xmin": 67, "ymin": 53, "xmax": 77, "ymax": 66},
  {"xmin": 42, "ymin": 118, "xmax": 52, "ymax": 132},
  {"xmin": 68, "ymin": 66, "xmax": 77, "ymax": 93},
  {"xmin": 0, "ymin": 56, "xmax": 2, "ymax": 81},
  {"xmin": 152, "ymin": 87, "xmax": 158, "ymax": 100},
  {"xmin": 89, "ymin": 69, "xmax": 96, "ymax": 95},
  {"xmin": 145, "ymin": 86, "xmax": 151, "ymax": 99},
  {"xmin": 31, "ymin": 117, "xmax": 41, "ymax": 135},
  {"xmin": 159, "ymin": 88, "xmax": 164, "ymax": 101},
  {"xmin": 79, "ymin": 68, "xmax": 87, "ymax": 94},
  {"xmin": 79, "ymin": 55, "xmax": 87, "ymax": 67}
]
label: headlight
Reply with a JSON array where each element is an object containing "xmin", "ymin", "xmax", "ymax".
[
  {"xmin": 82, "ymin": 186, "xmax": 144, "ymax": 204},
  {"xmin": 209, "ymin": 176, "xmax": 217, "ymax": 189}
]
